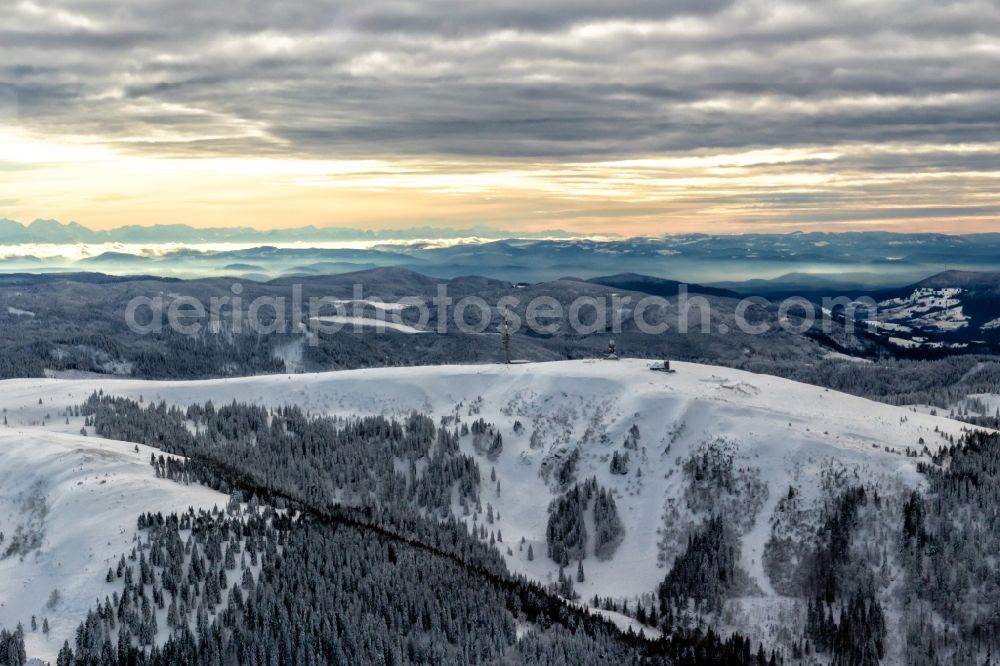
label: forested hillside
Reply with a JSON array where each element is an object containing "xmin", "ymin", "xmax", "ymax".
[{"xmin": 1, "ymin": 359, "xmax": 997, "ymax": 664}]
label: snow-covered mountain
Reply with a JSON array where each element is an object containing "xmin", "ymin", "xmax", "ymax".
[
  {"xmin": 861, "ymin": 271, "xmax": 1000, "ymax": 349},
  {"xmin": 0, "ymin": 359, "xmax": 977, "ymax": 662},
  {"xmin": 0, "ymin": 428, "xmax": 225, "ymax": 662},
  {"xmin": 2, "ymin": 224, "xmax": 999, "ymax": 284}
]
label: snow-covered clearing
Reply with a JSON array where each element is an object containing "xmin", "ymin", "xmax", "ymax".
[
  {"xmin": 864, "ymin": 320, "xmax": 913, "ymax": 333},
  {"xmin": 878, "ymin": 287, "xmax": 970, "ymax": 331},
  {"xmin": 329, "ymin": 299, "xmax": 417, "ymax": 312},
  {"xmin": 311, "ymin": 315, "xmax": 426, "ymax": 333}
]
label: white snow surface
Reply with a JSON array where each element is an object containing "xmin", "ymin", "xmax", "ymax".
[
  {"xmin": 311, "ymin": 315, "xmax": 426, "ymax": 333},
  {"xmin": 0, "ymin": 428, "xmax": 225, "ymax": 662},
  {"xmin": 878, "ymin": 287, "xmax": 970, "ymax": 331},
  {"xmin": 330, "ymin": 299, "xmax": 416, "ymax": 312},
  {"xmin": 966, "ymin": 393, "xmax": 1000, "ymax": 414},
  {"xmin": 0, "ymin": 359, "xmax": 973, "ymax": 616}
]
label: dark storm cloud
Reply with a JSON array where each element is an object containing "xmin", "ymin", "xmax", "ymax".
[{"xmin": 1, "ymin": 0, "xmax": 998, "ymax": 161}]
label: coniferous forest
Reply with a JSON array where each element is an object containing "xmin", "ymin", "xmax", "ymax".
[
  {"xmin": 52, "ymin": 393, "xmax": 780, "ymax": 666},
  {"xmin": 1, "ymin": 386, "xmax": 998, "ymax": 664}
]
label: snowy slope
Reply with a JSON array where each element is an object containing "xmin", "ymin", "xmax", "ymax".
[
  {"xmin": 878, "ymin": 287, "xmax": 970, "ymax": 331},
  {"xmin": 312, "ymin": 315, "xmax": 427, "ymax": 333},
  {"xmin": 0, "ymin": 359, "xmax": 974, "ymax": 609},
  {"xmin": 0, "ymin": 428, "xmax": 226, "ymax": 662}
]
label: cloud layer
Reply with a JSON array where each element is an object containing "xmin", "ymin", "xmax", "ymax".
[{"xmin": 1, "ymin": 0, "xmax": 998, "ymax": 232}]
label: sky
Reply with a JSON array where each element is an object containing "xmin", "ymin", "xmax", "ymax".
[{"xmin": 1, "ymin": 0, "xmax": 999, "ymax": 236}]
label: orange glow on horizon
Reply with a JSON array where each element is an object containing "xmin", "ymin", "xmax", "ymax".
[{"xmin": 2, "ymin": 128, "xmax": 999, "ymax": 236}]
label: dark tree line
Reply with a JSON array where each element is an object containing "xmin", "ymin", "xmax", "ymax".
[
  {"xmin": 805, "ymin": 588, "xmax": 885, "ymax": 665},
  {"xmin": 545, "ymin": 477, "xmax": 624, "ymax": 567},
  {"xmin": 743, "ymin": 355, "xmax": 1000, "ymax": 408},
  {"xmin": 804, "ymin": 486, "xmax": 870, "ymax": 605},
  {"xmin": 898, "ymin": 429, "xmax": 1000, "ymax": 664},
  {"xmin": 609, "ymin": 450, "xmax": 629, "ymax": 475},
  {"xmin": 45, "ymin": 472, "xmax": 779, "ymax": 666},
  {"xmin": 0, "ymin": 329, "xmax": 288, "ymax": 380},
  {"xmin": 0, "ymin": 626, "xmax": 26, "ymax": 666},
  {"xmin": 657, "ymin": 516, "xmax": 739, "ymax": 618},
  {"xmin": 83, "ymin": 392, "xmax": 504, "ymax": 574},
  {"xmin": 795, "ymin": 486, "xmax": 887, "ymax": 666}
]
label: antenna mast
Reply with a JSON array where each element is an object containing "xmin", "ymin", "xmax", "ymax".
[{"xmin": 502, "ymin": 304, "xmax": 511, "ymax": 364}]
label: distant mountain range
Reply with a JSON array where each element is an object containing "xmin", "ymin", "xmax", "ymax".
[
  {"xmin": 0, "ymin": 218, "xmax": 580, "ymax": 243},
  {"xmin": 2, "ymin": 219, "xmax": 1000, "ymax": 287}
]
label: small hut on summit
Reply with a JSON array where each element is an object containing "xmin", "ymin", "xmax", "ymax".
[{"xmin": 650, "ymin": 359, "xmax": 675, "ymax": 373}]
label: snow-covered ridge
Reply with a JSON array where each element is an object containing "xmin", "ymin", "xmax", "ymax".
[
  {"xmin": 878, "ymin": 286, "xmax": 970, "ymax": 332},
  {"xmin": 0, "ymin": 429, "xmax": 225, "ymax": 662},
  {"xmin": 0, "ymin": 360, "xmax": 973, "ymax": 605},
  {"xmin": 982, "ymin": 317, "xmax": 1000, "ymax": 331}
]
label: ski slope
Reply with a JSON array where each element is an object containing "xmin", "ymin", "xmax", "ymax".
[
  {"xmin": 311, "ymin": 315, "xmax": 427, "ymax": 333},
  {"xmin": 0, "ymin": 359, "xmax": 974, "ymax": 612},
  {"xmin": 0, "ymin": 428, "xmax": 226, "ymax": 662}
]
